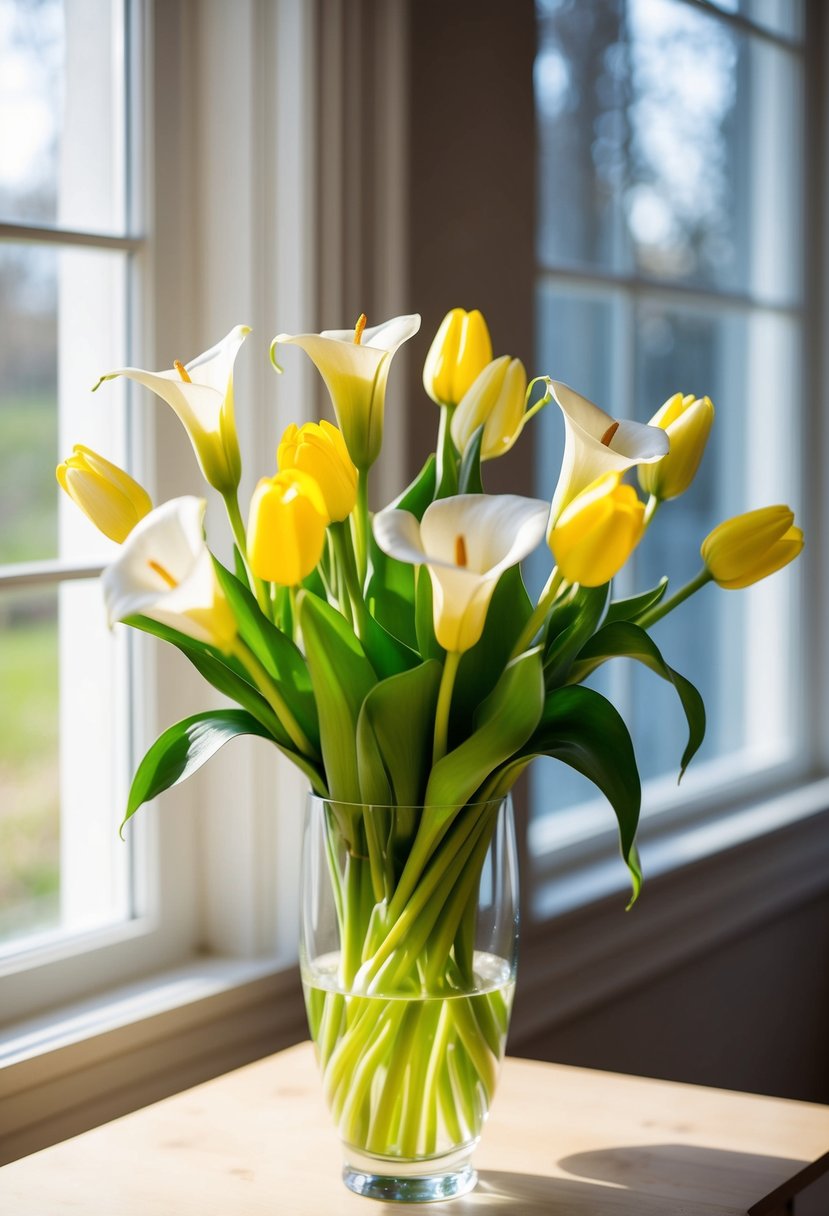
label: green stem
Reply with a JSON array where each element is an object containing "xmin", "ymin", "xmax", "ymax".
[
  {"xmin": 644, "ymin": 494, "xmax": 661, "ymax": 527},
  {"xmin": 354, "ymin": 472, "xmax": 370, "ymax": 586},
  {"xmin": 331, "ymin": 522, "xmax": 369, "ymax": 638},
  {"xmin": 433, "ymin": 650, "xmax": 461, "ymax": 764},
  {"xmin": 509, "ymin": 568, "xmax": 564, "ymax": 659},
  {"xmin": 435, "ymin": 404, "xmax": 459, "ymax": 498},
  {"xmin": 223, "ymin": 491, "xmax": 271, "ymax": 615},
  {"xmin": 636, "ymin": 567, "xmax": 713, "ymax": 630},
  {"xmin": 231, "ymin": 638, "xmax": 318, "ymax": 760}
]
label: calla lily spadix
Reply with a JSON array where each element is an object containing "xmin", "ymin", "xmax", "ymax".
[
  {"xmin": 270, "ymin": 313, "xmax": 421, "ymax": 471},
  {"xmin": 102, "ymin": 496, "xmax": 236, "ymax": 652},
  {"xmin": 373, "ymin": 493, "xmax": 549, "ymax": 654},
  {"xmin": 93, "ymin": 326, "xmax": 251, "ymax": 495},
  {"xmin": 550, "ymin": 381, "xmax": 669, "ymax": 521}
]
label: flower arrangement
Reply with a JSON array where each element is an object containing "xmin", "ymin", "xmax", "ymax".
[{"xmin": 58, "ymin": 307, "xmax": 803, "ymax": 1193}]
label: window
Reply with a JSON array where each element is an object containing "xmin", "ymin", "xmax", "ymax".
[
  {"xmin": 0, "ymin": 0, "xmax": 143, "ymax": 956},
  {"xmin": 530, "ymin": 0, "xmax": 807, "ymax": 898}
]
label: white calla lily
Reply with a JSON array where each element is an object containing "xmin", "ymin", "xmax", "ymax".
[
  {"xmin": 550, "ymin": 381, "xmax": 669, "ymax": 521},
  {"xmin": 102, "ymin": 496, "xmax": 235, "ymax": 651},
  {"xmin": 93, "ymin": 326, "xmax": 250, "ymax": 495},
  {"xmin": 374, "ymin": 494, "xmax": 549, "ymax": 653},
  {"xmin": 270, "ymin": 313, "xmax": 421, "ymax": 470}
]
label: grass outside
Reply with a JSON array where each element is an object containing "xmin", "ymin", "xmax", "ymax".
[{"xmin": 0, "ymin": 393, "xmax": 61, "ymax": 939}]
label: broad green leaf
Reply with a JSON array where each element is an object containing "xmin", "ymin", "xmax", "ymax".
[
  {"xmin": 457, "ymin": 424, "xmax": 484, "ymax": 495},
  {"xmin": 568, "ymin": 620, "xmax": 705, "ymax": 779},
  {"xmin": 605, "ymin": 577, "xmax": 669, "ymax": 625},
  {"xmin": 485, "ymin": 686, "xmax": 642, "ymax": 905},
  {"xmin": 360, "ymin": 610, "xmax": 421, "ymax": 680},
  {"xmin": 425, "ymin": 648, "xmax": 545, "ymax": 815},
  {"xmin": 544, "ymin": 583, "xmax": 608, "ymax": 686},
  {"xmin": 366, "ymin": 455, "xmax": 436, "ymax": 648},
  {"xmin": 125, "ymin": 615, "xmax": 327, "ymax": 794},
  {"xmin": 452, "ymin": 565, "xmax": 533, "ymax": 733},
  {"xmin": 299, "ymin": 590, "xmax": 377, "ymax": 802},
  {"xmin": 357, "ymin": 660, "xmax": 442, "ymax": 806},
  {"xmin": 212, "ymin": 558, "xmax": 319, "ymax": 749},
  {"xmin": 122, "ymin": 709, "xmax": 272, "ymax": 833}
]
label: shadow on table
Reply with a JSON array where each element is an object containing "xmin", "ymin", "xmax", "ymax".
[{"xmin": 367, "ymin": 1143, "xmax": 817, "ymax": 1215}]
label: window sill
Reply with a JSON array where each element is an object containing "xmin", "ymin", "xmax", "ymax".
[{"xmin": 0, "ymin": 956, "xmax": 306, "ymax": 1165}]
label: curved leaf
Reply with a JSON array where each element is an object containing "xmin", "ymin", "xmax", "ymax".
[
  {"xmin": 605, "ymin": 576, "xmax": 669, "ymax": 625},
  {"xmin": 486, "ymin": 685, "xmax": 643, "ymax": 905},
  {"xmin": 544, "ymin": 583, "xmax": 609, "ymax": 686},
  {"xmin": 123, "ymin": 709, "xmax": 271, "ymax": 833},
  {"xmin": 212, "ymin": 558, "xmax": 320, "ymax": 749},
  {"xmin": 569, "ymin": 620, "xmax": 705, "ymax": 779},
  {"xmin": 357, "ymin": 660, "xmax": 442, "ymax": 806},
  {"xmin": 299, "ymin": 590, "xmax": 377, "ymax": 803}
]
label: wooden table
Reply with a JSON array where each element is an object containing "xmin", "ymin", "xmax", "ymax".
[{"xmin": 2, "ymin": 1041, "xmax": 828, "ymax": 1214}]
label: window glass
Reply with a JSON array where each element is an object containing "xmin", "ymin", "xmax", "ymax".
[
  {"xmin": 532, "ymin": 0, "xmax": 804, "ymax": 865},
  {"xmin": 536, "ymin": 0, "xmax": 803, "ymax": 304},
  {"xmin": 0, "ymin": 0, "xmax": 127, "ymax": 234}
]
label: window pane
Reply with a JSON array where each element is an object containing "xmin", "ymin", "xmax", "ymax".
[
  {"xmin": 0, "ymin": 242, "xmax": 129, "ymax": 565},
  {"xmin": 535, "ymin": 0, "xmax": 803, "ymax": 305},
  {"xmin": 0, "ymin": 0, "xmax": 128, "ymax": 234},
  {"xmin": 0, "ymin": 587, "xmax": 59, "ymax": 942},
  {"xmin": 0, "ymin": 579, "xmax": 131, "ymax": 953}
]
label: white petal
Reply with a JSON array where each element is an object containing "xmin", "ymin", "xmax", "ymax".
[
  {"xmin": 320, "ymin": 314, "xmax": 421, "ymax": 354},
  {"xmin": 94, "ymin": 367, "xmax": 224, "ymax": 437},
  {"xmin": 373, "ymin": 508, "xmax": 429, "ymax": 567},
  {"xmin": 420, "ymin": 494, "xmax": 550, "ymax": 575},
  {"xmin": 102, "ymin": 496, "xmax": 207, "ymax": 625},
  {"xmin": 184, "ymin": 325, "xmax": 251, "ymax": 393}
]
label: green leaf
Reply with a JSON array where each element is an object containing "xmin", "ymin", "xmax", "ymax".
[
  {"xmin": 124, "ymin": 615, "xmax": 327, "ymax": 794},
  {"xmin": 452, "ymin": 565, "xmax": 533, "ymax": 734},
  {"xmin": 357, "ymin": 660, "xmax": 442, "ymax": 806},
  {"xmin": 457, "ymin": 424, "xmax": 484, "ymax": 495},
  {"xmin": 487, "ymin": 686, "xmax": 643, "ymax": 905},
  {"xmin": 299, "ymin": 590, "xmax": 377, "ymax": 802},
  {"xmin": 365, "ymin": 456, "xmax": 436, "ymax": 649},
  {"xmin": 568, "ymin": 620, "xmax": 706, "ymax": 779},
  {"xmin": 544, "ymin": 583, "xmax": 609, "ymax": 686},
  {"xmin": 360, "ymin": 611, "xmax": 421, "ymax": 680},
  {"xmin": 212, "ymin": 558, "xmax": 319, "ymax": 749},
  {"xmin": 122, "ymin": 709, "xmax": 271, "ymax": 833},
  {"xmin": 425, "ymin": 648, "xmax": 545, "ymax": 815},
  {"xmin": 605, "ymin": 577, "xmax": 669, "ymax": 625}
]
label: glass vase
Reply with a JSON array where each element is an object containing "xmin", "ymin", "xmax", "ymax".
[{"xmin": 299, "ymin": 794, "xmax": 519, "ymax": 1203}]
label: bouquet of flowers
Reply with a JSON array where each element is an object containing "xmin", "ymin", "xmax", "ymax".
[{"xmin": 58, "ymin": 307, "xmax": 803, "ymax": 1194}]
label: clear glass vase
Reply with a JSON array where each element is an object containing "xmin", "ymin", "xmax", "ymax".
[{"xmin": 299, "ymin": 794, "xmax": 519, "ymax": 1203}]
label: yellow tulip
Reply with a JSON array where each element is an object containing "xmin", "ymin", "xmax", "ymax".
[
  {"xmin": 549, "ymin": 473, "xmax": 645, "ymax": 587},
  {"xmin": 451, "ymin": 356, "xmax": 528, "ymax": 460},
  {"xmin": 701, "ymin": 506, "xmax": 803, "ymax": 589},
  {"xmin": 422, "ymin": 308, "xmax": 493, "ymax": 408},
  {"xmin": 93, "ymin": 326, "xmax": 250, "ymax": 496},
  {"xmin": 56, "ymin": 445, "xmax": 152, "ymax": 542},
  {"xmin": 277, "ymin": 420, "xmax": 357, "ymax": 522},
  {"xmin": 638, "ymin": 393, "xmax": 715, "ymax": 501},
  {"xmin": 247, "ymin": 470, "xmax": 328, "ymax": 586}
]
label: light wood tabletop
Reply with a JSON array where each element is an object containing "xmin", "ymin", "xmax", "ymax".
[{"xmin": 1, "ymin": 1041, "xmax": 828, "ymax": 1214}]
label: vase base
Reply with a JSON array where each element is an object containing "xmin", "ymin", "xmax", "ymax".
[
  {"xmin": 343, "ymin": 1163, "xmax": 477, "ymax": 1203},
  {"xmin": 342, "ymin": 1142, "xmax": 478, "ymax": 1203}
]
